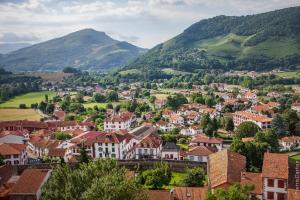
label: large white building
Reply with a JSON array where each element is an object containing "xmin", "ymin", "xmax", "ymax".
[
  {"xmin": 104, "ymin": 112, "xmax": 136, "ymax": 131},
  {"xmin": 233, "ymin": 111, "xmax": 272, "ymax": 129}
]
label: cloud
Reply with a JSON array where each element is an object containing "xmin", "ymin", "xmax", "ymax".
[
  {"xmin": 0, "ymin": 32, "xmax": 39, "ymax": 43},
  {"xmin": 0, "ymin": 0, "xmax": 299, "ymax": 48}
]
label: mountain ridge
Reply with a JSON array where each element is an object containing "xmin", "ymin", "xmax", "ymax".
[
  {"xmin": 0, "ymin": 28, "xmax": 147, "ymax": 72},
  {"xmin": 126, "ymin": 6, "xmax": 300, "ymax": 72}
]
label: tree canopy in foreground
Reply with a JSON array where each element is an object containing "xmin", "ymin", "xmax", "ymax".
[{"xmin": 41, "ymin": 159, "xmax": 148, "ymax": 200}]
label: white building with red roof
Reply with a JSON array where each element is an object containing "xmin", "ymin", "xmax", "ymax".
[
  {"xmin": 262, "ymin": 153, "xmax": 289, "ymax": 200},
  {"xmin": 186, "ymin": 146, "xmax": 215, "ymax": 162},
  {"xmin": 233, "ymin": 111, "xmax": 272, "ymax": 129},
  {"xmin": 0, "ymin": 143, "xmax": 27, "ymax": 165},
  {"xmin": 279, "ymin": 136, "xmax": 300, "ymax": 151},
  {"xmin": 104, "ymin": 111, "xmax": 136, "ymax": 131},
  {"xmin": 190, "ymin": 133, "xmax": 223, "ymax": 151}
]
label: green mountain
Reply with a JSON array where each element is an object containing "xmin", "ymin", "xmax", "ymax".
[
  {"xmin": 0, "ymin": 43, "xmax": 31, "ymax": 54},
  {"xmin": 0, "ymin": 29, "xmax": 147, "ymax": 72},
  {"xmin": 126, "ymin": 6, "xmax": 300, "ymax": 72}
]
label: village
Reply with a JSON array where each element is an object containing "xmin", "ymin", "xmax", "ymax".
[{"xmin": 0, "ymin": 78, "xmax": 300, "ymax": 200}]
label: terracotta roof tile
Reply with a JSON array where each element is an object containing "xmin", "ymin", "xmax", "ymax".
[
  {"xmin": 9, "ymin": 169, "xmax": 51, "ymax": 195},
  {"xmin": 186, "ymin": 146, "xmax": 216, "ymax": 156},
  {"xmin": 191, "ymin": 134, "xmax": 223, "ymax": 144},
  {"xmin": 0, "ymin": 143, "xmax": 26, "ymax": 155},
  {"xmin": 240, "ymin": 172, "xmax": 262, "ymax": 195},
  {"xmin": 288, "ymin": 189, "xmax": 300, "ymax": 200},
  {"xmin": 208, "ymin": 150, "xmax": 246, "ymax": 189},
  {"xmin": 262, "ymin": 153, "xmax": 288, "ymax": 179},
  {"xmin": 173, "ymin": 187, "xmax": 207, "ymax": 200},
  {"xmin": 147, "ymin": 190, "xmax": 170, "ymax": 200}
]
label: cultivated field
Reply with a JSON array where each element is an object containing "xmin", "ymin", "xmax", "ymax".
[
  {"xmin": 29, "ymin": 72, "xmax": 73, "ymax": 82},
  {"xmin": 0, "ymin": 91, "xmax": 56, "ymax": 108},
  {"xmin": 0, "ymin": 109, "xmax": 41, "ymax": 121}
]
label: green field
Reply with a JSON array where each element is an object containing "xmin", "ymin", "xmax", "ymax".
[
  {"xmin": 0, "ymin": 91, "xmax": 56, "ymax": 108},
  {"xmin": 83, "ymin": 102, "xmax": 121, "ymax": 109},
  {"xmin": 119, "ymin": 69, "xmax": 142, "ymax": 76},
  {"xmin": 161, "ymin": 68, "xmax": 194, "ymax": 76},
  {"xmin": 0, "ymin": 109, "xmax": 41, "ymax": 121},
  {"xmin": 275, "ymin": 71, "xmax": 300, "ymax": 79},
  {"xmin": 290, "ymin": 154, "xmax": 300, "ymax": 162}
]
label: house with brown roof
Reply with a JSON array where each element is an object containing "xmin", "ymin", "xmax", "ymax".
[
  {"xmin": 156, "ymin": 120, "xmax": 176, "ymax": 132},
  {"xmin": 134, "ymin": 132, "xmax": 162, "ymax": 159},
  {"xmin": 161, "ymin": 142, "xmax": 181, "ymax": 160},
  {"xmin": 262, "ymin": 153, "xmax": 289, "ymax": 200},
  {"xmin": 171, "ymin": 187, "xmax": 207, "ymax": 200},
  {"xmin": 241, "ymin": 172, "xmax": 263, "ymax": 199},
  {"xmin": 190, "ymin": 134, "xmax": 223, "ymax": 151},
  {"xmin": 0, "ymin": 143, "xmax": 27, "ymax": 165},
  {"xmin": 9, "ymin": 169, "xmax": 51, "ymax": 200},
  {"xmin": 207, "ymin": 150, "xmax": 246, "ymax": 190},
  {"xmin": 186, "ymin": 146, "xmax": 215, "ymax": 163}
]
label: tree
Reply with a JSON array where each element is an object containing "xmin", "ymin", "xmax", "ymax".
[
  {"xmin": 107, "ymin": 91, "xmax": 119, "ymax": 102},
  {"xmin": 166, "ymin": 94, "xmax": 188, "ymax": 110},
  {"xmin": 181, "ymin": 167, "xmax": 205, "ymax": 187},
  {"xmin": 139, "ymin": 162, "xmax": 171, "ymax": 189},
  {"xmin": 54, "ymin": 132, "xmax": 72, "ymax": 140},
  {"xmin": 41, "ymin": 159, "xmax": 146, "ymax": 200},
  {"xmin": 45, "ymin": 94, "xmax": 49, "ymax": 103},
  {"xmin": 225, "ymin": 117, "xmax": 235, "ymax": 132},
  {"xmin": 271, "ymin": 114, "xmax": 286, "ymax": 136},
  {"xmin": 148, "ymin": 96, "xmax": 156, "ymax": 104},
  {"xmin": 205, "ymin": 184, "xmax": 254, "ymax": 200},
  {"xmin": 38, "ymin": 101, "xmax": 47, "ymax": 113},
  {"xmin": 19, "ymin": 104, "xmax": 27, "ymax": 109},
  {"xmin": 78, "ymin": 146, "xmax": 90, "ymax": 164},
  {"xmin": 200, "ymin": 114, "xmax": 211, "ymax": 129},
  {"xmin": 235, "ymin": 121, "xmax": 260, "ymax": 138},
  {"xmin": 282, "ymin": 109, "xmax": 299, "ymax": 134},
  {"xmin": 204, "ymin": 123, "xmax": 214, "ymax": 137},
  {"xmin": 75, "ymin": 92, "xmax": 84, "ymax": 103},
  {"xmin": 93, "ymin": 93, "xmax": 106, "ymax": 103}
]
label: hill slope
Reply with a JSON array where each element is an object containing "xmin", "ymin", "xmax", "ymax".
[
  {"xmin": 0, "ymin": 29, "xmax": 147, "ymax": 72},
  {"xmin": 126, "ymin": 6, "xmax": 300, "ymax": 72},
  {"xmin": 0, "ymin": 43, "xmax": 31, "ymax": 54}
]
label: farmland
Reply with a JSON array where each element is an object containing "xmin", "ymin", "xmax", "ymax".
[
  {"xmin": 0, "ymin": 109, "xmax": 41, "ymax": 121},
  {"xmin": 0, "ymin": 91, "xmax": 56, "ymax": 108}
]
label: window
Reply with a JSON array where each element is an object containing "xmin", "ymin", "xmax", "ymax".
[
  {"xmin": 268, "ymin": 179, "xmax": 274, "ymax": 187},
  {"xmin": 277, "ymin": 193, "xmax": 285, "ymax": 200},
  {"xmin": 98, "ymin": 143, "xmax": 102, "ymax": 146},
  {"xmin": 112, "ymin": 143, "xmax": 115, "ymax": 146},
  {"xmin": 112, "ymin": 148, "xmax": 115, "ymax": 152},
  {"xmin": 190, "ymin": 156, "xmax": 194, "ymax": 161},
  {"xmin": 111, "ymin": 154, "xmax": 116, "ymax": 158},
  {"xmin": 138, "ymin": 149, "xmax": 142, "ymax": 154},
  {"xmin": 144, "ymin": 149, "xmax": 148, "ymax": 154},
  {"xmin": 150, "ymin": 149, "xmax": 154, "ymax": 155},
  {"xmin": 13, "ymin": 154, "xmax": 19, "ymax": 158},
  {"xmin": 267, "ymin": 192, "xmax": 274, "ymax": 199},
  {"xmin": 99, "ymin": 153, "xmax": 102, "ymax": 158},
  {"xmin": 278, "ymin": 180, "xmax": 285, "ymax": 188},
  {"xmin": 105, "ymin": 143, "xmax": 108, "ymax": 146},
  {"xmin": 14, "ymin": 160, "xmax": 19, "ymax": 165}
]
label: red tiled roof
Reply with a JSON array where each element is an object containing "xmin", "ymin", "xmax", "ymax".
[
  {"xmin": 173, "ymin": 187, "xmax": 207, "ymax": 200},
  {"xmin": 234, "ymin": 111, "xmax": 272, "ymax": 123},
  {"xmin": 9, "ymin": 169, "xmax": 51, "ymax": 195},
  {"xmin": 48, "ymin": 148, "xmax": 66, "ymax": 157},
  {"xmin": 262, "ymin": 153, "xmax": 288, "ymax": 179},
  {"xmin": 186, "ymin": 146, "xmax": 215, "ymax": 156},
  {"xmin": 288, "ymin": 189, "xmax": 300, "ymax": 200},
  {"xmin": 280, "ymin": 136, "xmax": 300, "ymax": 143},
  {"xmin": 191, "ymin": 134, "xmax": 223, "ymax": 144},
  {"xmin": 0, "ymin": 143, "xmax": 26, "ymax": 156},
  {"xmin": 240, "ymin": 172, "xmax": 262, "ymax": 195},
  {"xmin": 208, "ymin": 150, "xmax": 246, "ymax": 189},
  {"xmin": 136, "ymin": 133, "xmax": 162, "ymax": 148},
  {"xmin": 147, "ymin": 190, "xmax": 170, "ymax": 200},
  {"xmin": 242, "ymin": 137, "xmax": 255, "ymax": 142}
]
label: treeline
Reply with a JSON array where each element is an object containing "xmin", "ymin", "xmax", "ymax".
[{"xmin": 0, "ymin": 70, "xmax": 41, "ymax": 103}]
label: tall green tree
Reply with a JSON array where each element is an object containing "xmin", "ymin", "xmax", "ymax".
[
  {"xmin": 271, "ymin": 114, "xmax": 286, "ymax": 136},
  {"xmin": 235, "ymin": 121, "xmax": 260, "ymax": 138},
  {"xmin": 41, "ymin": 159, "xmax": 147, "ymax": 200},
  {"xmin": 181, "ymin": 167, "xmax": 205, "ymax": 187},
  {"xmin": 205, "ymin": 184, "xmax": 254, "ymax": 200},
  {"xmin": 282, "ymin": 109, "xmax": 299, "ymax": 134}
]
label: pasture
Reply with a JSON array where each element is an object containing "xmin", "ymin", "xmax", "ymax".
[{"xmin": 0, "ymin": 91, "xmax": 56, "ymax": 108}]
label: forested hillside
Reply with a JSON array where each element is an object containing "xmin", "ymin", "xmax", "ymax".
[{"xmin": 126, "ymin": 6, "xmax": 300, "ymax": 72}]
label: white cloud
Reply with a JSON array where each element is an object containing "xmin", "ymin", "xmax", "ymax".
[{"xmin": 0, "ymin": 0, "xmax": 299, "ymax": 48}]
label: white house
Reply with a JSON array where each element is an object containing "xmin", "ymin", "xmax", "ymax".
[
  {"xmin": 134, "ymin": 133, "xmax": 162, "ymax": 159},
  {"xmin": 156, "ymin": 121, "xmax": 176, "ymax": 132},
  {"xmin": 104, "ymin": 112, "xmax": 136, "ymax": 131},
  {"xmin": 186, "ymin": 146, "xmax": 215, "ymax": 162},
  {"xmin": 161, "ymin": 142, "xmax": 181, "ymax": 160},
  {"xmin": 0, "ymin": 143, "xmax": 27, "ymax": 165},
  {"xmin": 279, "ymin": 136, "xmax": 300, "ymax": 151},
  {"xmin": 190, "ymin": 133, "xmax": 223, "ymax": 151},
  {"xmin": 262, "ymin": 153, "xmax": 288, "ymax": 200}
]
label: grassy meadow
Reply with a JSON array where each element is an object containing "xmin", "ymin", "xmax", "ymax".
[
  {"xmin": 0, "ymin": 91, "xmax": 56, "ymax": 108},
  {"xmin": 0, "ymin": 109, "xmax": 41, "ymax": 121}
]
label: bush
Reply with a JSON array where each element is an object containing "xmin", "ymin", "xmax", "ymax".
[{"xmin": 19, "ymin": 104, "xmax": 27, "ymax": 109}]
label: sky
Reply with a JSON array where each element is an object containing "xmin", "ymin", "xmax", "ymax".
[{"xmin": 0, "ymin": 0, "xmax": 300, "ymax": 48}]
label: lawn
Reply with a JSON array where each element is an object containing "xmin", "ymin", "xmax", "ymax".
[
  {"xmin": 0, "ymin": 91, "xmax": 56, "ymax": 108},
  {"xmin": 290, "ymin": 154, "xmax": 300, "ymax": 162},
  {"xmin": 164, "ymin": 172, "xmax": 186, "ymax": 189},
  {"xmin": 275, "ymin": 70, "xmax": 300, "ymax": 79},
  {"xmin": 83, "ymin": 103, "xmax": 109, "ymax": 109},
  {"xmin": 0, "ymin": 109, "xmax": 41, "ymax": 121}
]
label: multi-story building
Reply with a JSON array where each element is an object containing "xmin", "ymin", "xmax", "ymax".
[
  {"xmin": 104, "ymin": 112, "xmax": 136, "ymax": 131},
  {"xmin": 279, "ymin": 136, "xmax": 300, "ymax": 151},
  {"xmin": 186, "ymin": 146, "xmax": 215, "ymax": 163},
  {"xmin": 161, "ymin": 142, "xmax": 181, "ymax": 160},
  {"xmin": 262, "ymin": 153, "xmax": 289, "ymax": 200},
  {"xmin": 0, "ymin": 143, "xmax": 27, "ymax": 165},
  {"xmin": 233, "ymin": 111, "xmax": 272, "ymax": 129}
]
